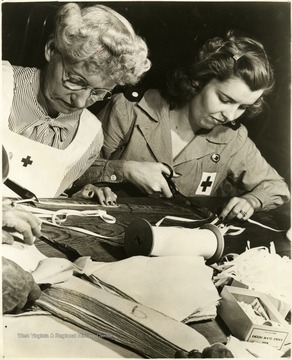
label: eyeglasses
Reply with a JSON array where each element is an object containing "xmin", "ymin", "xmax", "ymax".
[{"xmin": 58, "ymin": 50, "xmax": 112, "ymax": 101}]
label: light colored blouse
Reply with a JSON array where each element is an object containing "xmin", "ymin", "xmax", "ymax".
[{"xmin": 9, "ymin": 65, "xmax": 80, "ymax": 149}]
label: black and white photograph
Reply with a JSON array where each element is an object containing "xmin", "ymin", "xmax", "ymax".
[{"xmin": 1, "ymin": 1, "xmax": 291, "ymax": 358}]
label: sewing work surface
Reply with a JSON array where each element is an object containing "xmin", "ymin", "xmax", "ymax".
[
  {"xmin": 2, "ymin": 196, "xmax": 291, "ymax": 358},
  {"xmin": 35, "ymin": 196, "xmax": 291, "ymax": 260}
]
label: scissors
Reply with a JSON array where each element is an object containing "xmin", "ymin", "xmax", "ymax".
[
  {"xmin": 162, "ymin": 163, "xmax": 219, "ymax": 224},
  {"xmin": 4, "ymin": 178, "xmax": 39, "ymax": 202},
  {"xmin": 38, "ymin": 234, "xmax": 82, "ymax": 262},
  {"xmin": 3, "ymin": 179, "xmax": 84, "ymax": 261}
]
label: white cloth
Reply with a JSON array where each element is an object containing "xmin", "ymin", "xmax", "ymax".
[
  {"xmin": 80, "ymin": 255, "xmax": 220, "ymax": 322},
  {"xmin": 2, "ymin": 61, "xmax": 103, "ymax": 197}
]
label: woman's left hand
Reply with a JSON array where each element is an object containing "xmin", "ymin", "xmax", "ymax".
[
  {"xmin": 71, "ymin": 184, "xmax": 118, "ymax": 206},
  {"xmin": 218, "ymin": 196, "xmax": 255, "ymax": 221}
]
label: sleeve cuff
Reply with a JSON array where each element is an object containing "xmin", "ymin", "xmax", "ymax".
[{"xmin": 101, "ymin": 160, "xmax": 126, "ymax": 183}]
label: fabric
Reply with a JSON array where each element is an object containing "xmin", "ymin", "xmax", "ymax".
[
  {"xmin": 77, "ymin": 90, "xmax": 290, "ymax": 210},
  {"xmin": 79, "ymin": 255, "xmax": 220, "ymax": 322},
  {"xmin": 2, "ymin": 61, "xmax": 104, "ymax": 197},
  {"xmin": 36, "ymin": 276, "xmax": 210, "ymax": 358}
]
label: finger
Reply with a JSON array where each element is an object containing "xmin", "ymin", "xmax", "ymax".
[
  {"xmin": 5, "ymin": 208, "xmax": 41, "ymax": 229},
  {"xmin": 14, "ymin": 211, "xmax": 40, "ymax": 244},
  {"xmin": 4, "ymin": 213, "xmax": 35, "ymax": 244},
  {"xmin": 218, "ymin": 198, "xmax": 239, "ymax": 220},
  {"xmin": 172, "ymin": 171, "xmax": 182, "ymax": 178},
  {"xmin": 102, "ymin": 187, "xmax": 118, "ymax": 206},
  {"xmin": 238, "ymin": 207, "xmax": 254, "ymax": 221},
  {"xmin": 2, "ymin": 231, "xmax": 14, "ymax": 244},
  {"xmin": 160, "ymin": 163, "xmax": 172, "ymax": 178},
  {"xmin": 71, "ymin": 184, "xmax": 95, "ymax": 199},
  {"xmin": 25, "ymin": 213, "xmax": 42, "ymax": 238},
  {"xmin": 239, "ymin": 209, "xmax": 247, "ymax": 218},
  {"xmin": 160, "ymin": 179, "xmax": 173, "ymax": 199},
  {"xmin": 18, "ymin": 223, "xmax": 35, "ymax": 245},
  {"xmin": 80, "ymin": 185, "xmax": 95, "ymax": 199},
  {"xmin": 82, "ymin": 189, "xmax": 95, "ymax": 199},
  {"xmin": 94, "ymin": 187, "xmax": 106, "ymax": 205}
]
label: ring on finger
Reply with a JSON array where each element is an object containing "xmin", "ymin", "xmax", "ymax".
[{"xmin": 240, "ymin": 210, "xmax": 247, "ymax": 216}]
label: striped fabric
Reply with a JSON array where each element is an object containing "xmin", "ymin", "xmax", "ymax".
[
  {"xmin": 9, "ymin": 65, "xmax": 80, "ymax": 149},
  {"xmin": 2, "ymin": 62, "xmax": 104, "ymax": 197}
]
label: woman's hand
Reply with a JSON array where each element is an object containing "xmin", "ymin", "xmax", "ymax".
[
  {"xmin": 123, "ymin": 161, "xmax": 174, "ymax": 198},
  {"xmin": 2, "ymin": 200, "xmax": 42, "ymax": 245},
  {"xmin": 218, "ymin": 196, "xmax": 260, "ymax": 221},
  {"xmin": 71, "ymin": 184, "xmax": 117, "ymax": 206}
]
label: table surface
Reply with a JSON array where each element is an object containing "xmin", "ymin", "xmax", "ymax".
[{"xmin": 33, "ymin": 196, "xmax": 291, "ymax": 351}]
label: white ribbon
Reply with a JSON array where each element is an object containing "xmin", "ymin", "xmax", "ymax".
[
  {"xmin": 15, "ymin": 204, "xmax": 119, "ymax": 241},
  {"xmin": 247, "ymin": 218, "xmax": 286, "ymax": 232}
]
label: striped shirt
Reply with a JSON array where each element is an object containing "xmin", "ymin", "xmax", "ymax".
[
  {"xmin": 3, "ymin": 61, "xmax": 104, "ymax": 196},
  {"xmin": 9, "ymin": 66, "xmax": 81, "ymax": 149}
]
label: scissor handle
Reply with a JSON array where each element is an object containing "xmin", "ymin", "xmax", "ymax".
[
  {"xmin": 161, "ymin": 162, "xmax": 174, "ymax": 180},
  {"xmin": 161, "ymin": 163, "xmax": 179, "ymax": 195}
]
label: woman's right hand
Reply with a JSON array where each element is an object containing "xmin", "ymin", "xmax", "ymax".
[
  {"xmin": 123, "ymin": 161, "xmax": 174, "ymax": 198},
  {"xmin": 2, "ymin": 200, "xmax": 42, "ymax": 245}
]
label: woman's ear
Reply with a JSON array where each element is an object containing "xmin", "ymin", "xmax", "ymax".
[
  {"xmin": 191, "ymin": 80, "xmax": 200, "ymax": 89},
  {"xmin": 44, "ymin": 39, "xmax": 55, "ymax": 62}
]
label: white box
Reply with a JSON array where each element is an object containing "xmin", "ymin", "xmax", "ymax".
[{"xmin": 218, "ymin": 286, "xmax": 290, "ymax": 350}]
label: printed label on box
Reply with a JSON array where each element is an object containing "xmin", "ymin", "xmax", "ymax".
[{"xmin": 248, "ymin": 327, "xmax": 288, "ymax": 350}]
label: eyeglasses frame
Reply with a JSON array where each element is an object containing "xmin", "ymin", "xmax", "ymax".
[{"xmin": 57, "ymin": 49, "xmax": 113, "ymax": 102}]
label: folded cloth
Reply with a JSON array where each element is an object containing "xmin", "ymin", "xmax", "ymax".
[{"xmin": 77, "ymin": 255, "xmax": 220, "ymax": 322}]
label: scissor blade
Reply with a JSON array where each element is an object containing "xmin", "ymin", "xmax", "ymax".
[
  {"xmin": 4, "ymin": 178, "xmax": 39, "ymax": 202},
  {"xmin": 171, "ymin": 191, "xmax": 217, "ymax": 222},
  {"xmin": 39, "ymin": 235, "xmax": 81, "ymax": 262}
]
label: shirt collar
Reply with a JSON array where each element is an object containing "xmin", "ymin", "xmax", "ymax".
[{"xmin": 137, "ymin": 89, "xmax": 168, "ymax": 122}]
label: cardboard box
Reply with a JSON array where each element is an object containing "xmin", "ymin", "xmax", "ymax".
[
  {"xmin": 218, "ymin": 286, "xmax": 290, "ymax": 350},
  {"xmin": 231, "ymin": 279, "xmax": 291, "ymax": 318}
]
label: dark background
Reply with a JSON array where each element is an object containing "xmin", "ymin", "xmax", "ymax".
[{"xmin": 2, "ymin": 1, "xmax": 290, "ymax": 186}]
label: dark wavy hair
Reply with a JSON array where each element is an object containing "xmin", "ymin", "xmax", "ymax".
[{"xmin": 161, "ymin": 30, "xmax": 275, "ymax": 116}]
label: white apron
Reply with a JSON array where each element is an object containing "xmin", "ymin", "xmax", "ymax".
[{"xmin": 2, "ymin": 62, "xmax": 101, "ymax": 198}]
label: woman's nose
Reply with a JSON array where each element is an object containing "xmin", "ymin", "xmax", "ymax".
[
  {"xmin": 222, "ymin": 105, "xmax": 239, "ymax": 122},
  {"xmin": 71, "ymin": 90, "xmax": 95, "ymax": 108}
]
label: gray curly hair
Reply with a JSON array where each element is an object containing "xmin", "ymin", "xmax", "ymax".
[{"xmin": 52, "ymin": 3, "xmax": 151, "ymax": 85}]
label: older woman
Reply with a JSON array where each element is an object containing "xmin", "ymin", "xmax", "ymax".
[
  {"xmin": 2, "ymin": 3, "xmax": 150, "ymax": 204},
  {"xmin": 73, "ymin": 31, "xmax": 290, "ymax": 220}
]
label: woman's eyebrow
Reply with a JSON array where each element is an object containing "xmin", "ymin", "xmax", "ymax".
[
  {"xmin": 219, "ymin": 90, "xmax": 236, "ymax": 103},
  {"xmin": 65, "ymin": 63, "xmax": 88, "ymax": 82}
]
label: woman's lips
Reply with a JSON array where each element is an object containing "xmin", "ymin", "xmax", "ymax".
[
  {"xmin": 59, "ymin": 99, "xmax": 78, "ymax": 111},
  {"xmin": 211, "ymin": 116, "xmax": 225, "ymax": 124}
]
